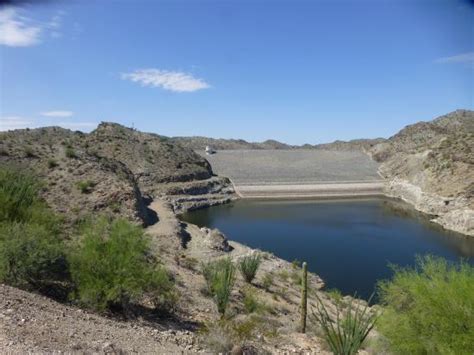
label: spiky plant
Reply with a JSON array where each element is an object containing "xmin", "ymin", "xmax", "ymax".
[
  {"xmin": 311, "ymin": 293, "xmax": 378, "ymax": 355},
  {"xmin": 238, "ymin": 253, "xmax": 262, "ymax": 284},
  {"xmin": 201, "ymin": 258, "xmax": 236, "ymax": 317}
]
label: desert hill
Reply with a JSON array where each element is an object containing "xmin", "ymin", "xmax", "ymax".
[
  {"xmin": 369, "ymin": 109, "xmax": 474, "ymax": 235},
  {"xmin": 0, "ymin": 123, "xmax": 234, "ymax": 225}
]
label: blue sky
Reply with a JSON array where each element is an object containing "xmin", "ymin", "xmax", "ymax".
[{"xmin": 0, "ymin": 0, "xmax": 473, "ymax": 144}]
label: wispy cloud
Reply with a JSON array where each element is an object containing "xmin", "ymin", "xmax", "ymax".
[
  {"xmin": 435, "ymin": 51, "xmax": 474, "ymax": 64},
  {"xmin": 0, "ymin": 7, "xmax": 41, "ymax": 47},
  {"xmin": 121, "ymin": 69, "xmax": 210, "ymax": 92},
  {"xmin": 40, "ymin": 110, "xmax": 74, "ymax": 118},
  {"xmin": 0, "ymin": 116, "xmax": 34, "ymax": 131},
  {"xmin": 0, "ymin": 7, "xmax": 65, "ymax": 47}
]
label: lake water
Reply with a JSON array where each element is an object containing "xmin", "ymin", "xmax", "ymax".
[{"xmin": 181, "ymin": 198, "xmax": 474, "ymax": 299}]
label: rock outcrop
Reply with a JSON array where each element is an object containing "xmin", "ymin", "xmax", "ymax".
[{"xmin": 369, "ymin": 109, "xmax": 474, "ymax": 236}]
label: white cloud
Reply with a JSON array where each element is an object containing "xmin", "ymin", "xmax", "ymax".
[
  {"xmin": 121, "ymin": 69, "xmax": 210, "ymax": 92},
  {"xmin": 435, "ymin": 51, "xmax": 474, "ymax": 64},
  {"xmin": 0, "ymin": 7, "xmax": 41, "ymax": 47},
  {"xmin": 0, "ymin": 7, "xmax": 65, "ymax": 47},
  {"xmin": 0, "ymin": 116, "xmax": 34, "ymax": 131},
  {"xmin": 40, "ymin": 110, "xmax": 74, "ymax": 118}
]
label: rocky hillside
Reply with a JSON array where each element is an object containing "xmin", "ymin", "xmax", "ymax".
[
  {"xmin": 310, "ymin": 138, "xmax": 386, "ymax": 152},
  {"xmin": 170, "ymin": 136, "xmax": 295, "ymax": 150},
  {"xmin": 0, "ymin": 123, "xmax": 234, "ymax": 225},
  {"xmin": 369, "ymin": 109, "xmax": 474, "ymax": 235},
  {"xmin": 171, "ymin": 135, "xmax": 385, "ymax": 152}
]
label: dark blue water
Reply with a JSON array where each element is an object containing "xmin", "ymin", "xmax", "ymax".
[{"xmin": 181, "ymin": 198, "xmax": 474, "ymax": 299}]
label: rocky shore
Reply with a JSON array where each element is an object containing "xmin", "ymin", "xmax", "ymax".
[
  {"xmin": 384, "ymin": 178, "xmax": 474, "ymax": 236},
  {"xmin": 370, "ymin": 110, "xmax": 474, "ymax": 237}
]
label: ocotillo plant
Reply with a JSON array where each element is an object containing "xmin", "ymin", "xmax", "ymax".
[{"xmin": 300, "ymin": 261, "xmax": 308, "ymax": 333}]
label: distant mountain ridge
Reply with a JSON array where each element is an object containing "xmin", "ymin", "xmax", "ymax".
[{"xmin": 170, "ymin": 135, "xmax": 386, "ymax": 151}]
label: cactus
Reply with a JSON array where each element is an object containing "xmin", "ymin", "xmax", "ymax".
[{"xmin": 300, "ymin": 261, "xmax": 308, "ymax": 333}]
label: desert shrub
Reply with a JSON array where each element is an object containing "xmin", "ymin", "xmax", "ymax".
[
  {"xmin": 178, "ymin": 255, "xmax": 199, "ymax": 271},
  {"xmin": 68, "ymin": 217, "xmax": 175, "ymax": 312},
  {"xmin": 290, "ymin": 269, "xmax": 302, "ymax": 285},
  {"xmin": 65, "ymin": 147, "xmax": 77, "ymax": 158},
  {"xmin": 47, "ymin": 159, "xmax": 59, "ymax": 169},
  {"xmin": 377, "ymin": 255, "xmax": 474, "ymax": 354},
  {"xmin": 278, "ymin": 269, "xmax": 289, "ymax": 282},
  {"xmin": 312, "ymin": 293, "xmax": 378, "ymax": 355},
  {"xmin": 238, "ymin": 253, "xmax": 262, "ymax": 284},
  {"xmin": 242, "ymin": 288, "xmax": 266, "ymax": 314},
  {"xmin": 0, "ymin": 222, "xmax": 67, "ymax": 291},
  {"xmin": 0, "ymin": 168, "xmax": 40, "ymax": 223},
  {"xmin": 24, "ymin": 146, "xmax": 35, "ymax": 158},
  {"xmin": 200, "ymin": 321, "xmax": 234, "ymax": 353},
  {"xmin": 0, "ymin": 167, "xmax": 67, "ymax": 295},
  {"xmin": 109, "ymin": 201, "xmax": 121, "ymax": 213},
  {"xmin": 262, "ymin": 272, "xmax": 273, "ymax": 291},
  {"xmin": 201, "ymin": 258, "xmax": 236, "ymax": 316},
  {"xmin": 326, "ymin": 288, "xmax": 343, "ymax": 304},
  {"xmin": 76, "ymin": 180, "xmax": 95, "ymax": 194}
]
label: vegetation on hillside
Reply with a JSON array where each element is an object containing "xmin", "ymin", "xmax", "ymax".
[
  {"xmin": 0, "ymin": 167, "xmax": 175, "ymax": 313},
  {"xmin": 377, "ymin": 255, "xmax": 474, "ymax": 354},
  {"xmin": 312, "ymin": 293, "xmax": 378, "ymax": 355},
  {"xmin": 69, "ymin": 216, "xmax": 175, "ymax": 312},
  {"xmin": 0, "ymin": 168, "xmax": 67, "ymax": 295},
  {"xmin": 202, "ymin": 258, "xmax": 236, "ymax": 316},
  {"xmin": 238, "ymin": 253, "xmax": 262, "ymax": 284}
]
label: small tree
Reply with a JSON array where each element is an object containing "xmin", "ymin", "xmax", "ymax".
[
  {"xmin": 238, "ymin": 253, "xmax": 262, "ymax": 284},
  {"xmin": 68, "ymin": 217, "xmax": 175, "ymax": 312}
]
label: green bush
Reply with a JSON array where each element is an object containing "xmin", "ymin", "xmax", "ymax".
[
  {"xmin": 65, "ymin": 147, "xmax": 77, "ymax": 158},
  {"xmin": 0, "ymin": 222, "xmax": 67, "ymax": 291},
  {"xmin": 262, "ymin": 272, "xmax": 273, "ymax": 291},
  {"xmin": 238, "ymin": 253, "xmax": 262, "ymax": 284},
  {"xmin": 47, "ymin": 159, "xmax": 59, "ymax": 169},
  {"xmin": 24, "ymin": 146, "xmax": 35, "ymax": 158},
  {"xmin": 0, "ymin": 167, "xmax": 67, "ymax": 295},
  {"xmin": 377, "ymin": 255, "xmax": 474, "ymax": 354},
  {"xmin": 312, "ymin": 293, "xmax": 378, "ymax": 355},
  {"xmin": 202, "ymin": 258, "xmax": 236, "ymax": 316},
  {"xmin": 76, "ymin": 180, "xmax": 95, "ymax": 194},
  {"xmin": 68, "ymin": 217, "xmax": 175, "ymax": 312},
  {"xmin": 242, "ymin": 288, "xmax": 267, "ymax": 314},
  {"xmin": 0, "ymin": 168, "xmax": 40, "ymax": 223}
]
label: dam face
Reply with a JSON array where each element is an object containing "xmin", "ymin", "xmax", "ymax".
[{"xmin": 198, "ymin": 149, "xmax": 385, "ymax": 198}]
